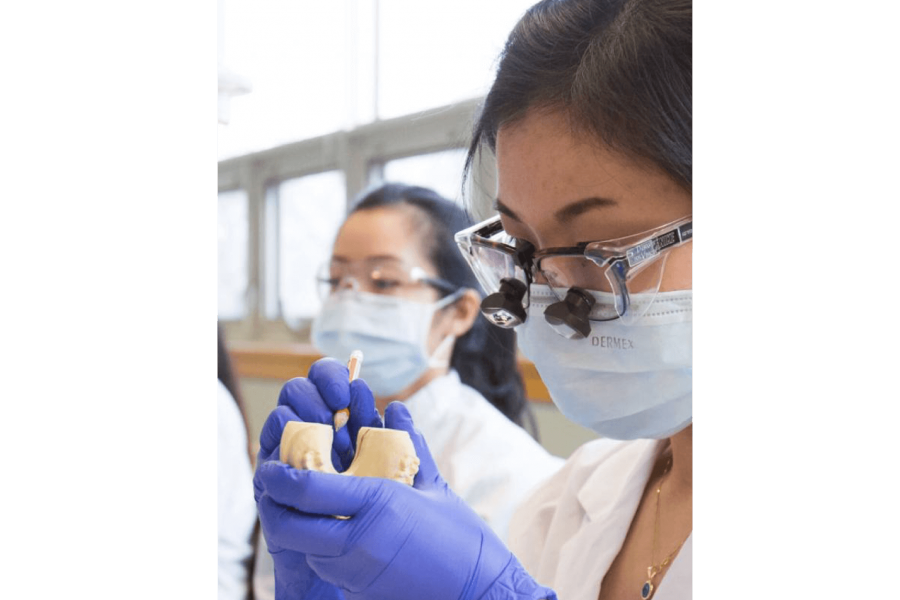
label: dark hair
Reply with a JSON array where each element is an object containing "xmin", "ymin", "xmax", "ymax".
[
  {"xmin": 351, "ymin": 183, "xmax": 538, "ymax": 438},
  {"xmin": 465, "ymin": 0, "xmax": 692, "ymax": 190}
]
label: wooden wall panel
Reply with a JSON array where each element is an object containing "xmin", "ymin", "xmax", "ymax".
[{"xmin": 229, "ymin": 341, "xmax": 552, "ymax": 403}]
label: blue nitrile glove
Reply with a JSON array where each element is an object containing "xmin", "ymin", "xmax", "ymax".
[
  {"xmin": 253, "ymin": 357, "xmax": 382, "ymax": 599},
  {"xmin": 277, "ymin": 357, "xmax": 384, "ymax": 469},
  {"xmin": 255, "ymin": 401, "xmax": 558, "ymax": 600}
]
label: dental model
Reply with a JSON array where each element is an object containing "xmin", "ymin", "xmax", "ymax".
[{"xmin": 280, "ymin": 421, "xmax": 420, "ymax": 486}]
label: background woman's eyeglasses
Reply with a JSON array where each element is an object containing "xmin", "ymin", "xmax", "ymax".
[{"xmin": 316, "ymin": 257, "xmax": 457, "ymax": 301}]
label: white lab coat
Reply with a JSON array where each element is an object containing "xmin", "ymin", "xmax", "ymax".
[
  {"xmin": 218, "ymin": 381, "xmax": 257, "ymax": 600},
  {"xmin": 404, "ymin": 370, "xmax": 565, "ymax": 542},
  {"xmin": 508, "ymin": 437, "xmax": 691, "ymax": 600}
]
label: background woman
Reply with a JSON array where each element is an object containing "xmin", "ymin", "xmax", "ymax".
[{"xmin": 310, "ymin": 182, "xmax": 563, "ymax": 539}]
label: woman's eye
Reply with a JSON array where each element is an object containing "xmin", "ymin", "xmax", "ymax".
[{"xmin": 373, "ymin": 279, "xmax": 401, "ymax": 290}]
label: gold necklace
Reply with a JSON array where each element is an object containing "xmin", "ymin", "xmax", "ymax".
[{"xmin": 640, "ymin": 459, "xmax": 686, "ymax": 600}]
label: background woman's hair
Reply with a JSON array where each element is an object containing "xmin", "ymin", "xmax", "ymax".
[
  {"xmin": 465, "ymin": 0, "xmax": 692, "ymax": 190},
  {"xmin": 352, "ymin": 183, "xmax": 538, "ymax": 439},
  {"xmin": 218, "ymin": 322, "xmax": 255, "ymax": 461}
]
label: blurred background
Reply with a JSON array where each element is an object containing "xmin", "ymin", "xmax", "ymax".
[{"xmin": 217, "ymin": 0, "xmax": 599, "ymax": 457}]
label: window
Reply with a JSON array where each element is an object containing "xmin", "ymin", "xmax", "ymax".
[
  {"xmin": 377, "ymin": 0, "xmax": 534, "ymax": 119},
  {"xmin": 381, "ymin": 149, "xmax": 469, "ymax": 204},
  {"xmin": 217, "ymin": 2, "xmax": 525, "ymax": 339},
  {"xmin": 218, "ymin": 1, "xmax": 358, "ymax": 160},
  {"xmin": 218, "ymin": 0, "xmax": 534, "ymax": 159},
  {"xmin": 270, "ymin": 171, "xmax": 347, "ymax": 324},
  {"xmin": 218, "ymin": 189, "xmax": 249, "ymax": 320}
]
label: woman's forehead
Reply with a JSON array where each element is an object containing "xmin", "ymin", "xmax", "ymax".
[
  {"xmin": 332, "ymin": 207, "xmax": 436, "ymax": 272},
  {"xmin": 495, "ymin": 110, "xmax": 691, "ymax": 242}
]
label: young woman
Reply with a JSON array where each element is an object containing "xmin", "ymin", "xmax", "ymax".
[
  {"xmin": 253, "ymin": 0, "xmax": 692, "ymax": 598},
  {"xmin": 216, "ymin": 323, "xmax": 257, "ymax": 600},
  {"xmin": 310, "ymin": 182, "xmax": 562, "ymax": 540}
]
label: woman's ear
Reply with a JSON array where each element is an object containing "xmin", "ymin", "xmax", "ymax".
[{"xmin": 448, "ymin": 289, "xmax": 482, "ymax": 337}]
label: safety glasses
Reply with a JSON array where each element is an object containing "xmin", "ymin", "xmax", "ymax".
[
  {"xmin": 316, "ymin": 257, "xmax": 457, "ymax": 301},
  {"xmin": 455, "ymin": 215, "xmax": 692, "ymax": 333}
]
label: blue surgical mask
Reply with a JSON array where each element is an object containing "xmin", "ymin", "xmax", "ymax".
[
  {"xmin": 311, "ymin": 290, "xmax": 460, "ymax": 397},
  {"xmin": 517, "ymin": 284, "xmax": 692, "ymax": 440}
]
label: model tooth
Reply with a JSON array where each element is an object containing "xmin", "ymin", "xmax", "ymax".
[{"xmin": 280, "ymin": 422, "xmax": 419, "ymax": 486}]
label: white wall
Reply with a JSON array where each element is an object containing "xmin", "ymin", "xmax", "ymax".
[{"xmin": 216, "ymin": 0, "xmax": 250, "ymax": 125}]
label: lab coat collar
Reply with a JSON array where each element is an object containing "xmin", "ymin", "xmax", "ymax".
[
  {"xmin": 548, "ymin": 438, "xmax": 668, "ymax": 599},
  {"xmin": 576, "ymin": 438, "xmax": 665, "ymax": 522},
  {"xmin": 404, "ymin": 370, "xmax": 461, "ymax": 412}
]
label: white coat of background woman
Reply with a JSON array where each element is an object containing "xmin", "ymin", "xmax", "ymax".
[
  {"xmin": 311, "ymin": 182, "xmax": 563, "ymax": 539},
  {"xmin": 217, "ymin": 324, "xmax": 257, "ymax": 600}
]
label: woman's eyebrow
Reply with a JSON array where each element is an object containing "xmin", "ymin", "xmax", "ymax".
[
  {"xmin": 493, "ymin": 197, "xmax": 521, "ymax": 221},
  {"xmin": 554, "ymin": 196, "xmax": 618, "ymax": 223},
  {"xmin": 494, "ymin": 196, "xmax": 618, "ymax": 224},
  {"xmin": 331, "ymin": 254, "xmax": 402, "ymax": 263}
]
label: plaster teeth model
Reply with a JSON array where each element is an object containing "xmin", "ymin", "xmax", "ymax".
[
  {"xmin": 279, "ymin": 422, "xmax": 339, "ymax": 475},
  {"xmin": 280, "ymin": 422, "xmax": 420, "ymax": 486}
]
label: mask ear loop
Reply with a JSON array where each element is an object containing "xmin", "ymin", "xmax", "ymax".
[
  {"xmin": 426, "ymin": 287, "xmax": 468, "ymax": 368},
  {"xmin": 426, "ymin": 333, "xmax": 456, "ymax": 369}
]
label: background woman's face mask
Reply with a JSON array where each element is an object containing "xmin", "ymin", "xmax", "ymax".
[
  {"xmin": 517, "ymin": 284, "xmax": 692, "ymax": 440},
  {"xmin": 311, "ymin": 290, "xmax": 459, "ymax": 397}
]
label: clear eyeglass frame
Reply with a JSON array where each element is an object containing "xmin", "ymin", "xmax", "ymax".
[
  {"xmin": 454, "ymin": 214, "xmax": 693, "ymax": 324},
  {"xmin": 315, "ymin": 257, "xmax": 457, "ymax": 301}
]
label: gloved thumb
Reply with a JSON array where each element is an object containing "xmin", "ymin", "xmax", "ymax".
[
  {"xmin": 384, "ymin": 401, "xmax": 444, "ymax": 490},
  {"xmin": 347, "ymin": 379, "xmax": 383, "ymax": 447}
]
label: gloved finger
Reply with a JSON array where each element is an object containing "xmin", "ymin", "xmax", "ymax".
[
  {"xmin": 258, "ymin": 405, "xmax": 303, "ymax": 460},
  {"xmin": 307, "ymin": 358, "xmax": 351, "ymax": 412},
  {"xmin": 384, "ymin": 401, "xmax": 444, "ymax": 490},
  {"xmin": 273, "ymin": 559, "xmax": 346, "ymax": 600},
  {"xmin": 257, "ymin": 461, "xmax": 388, "ymax": 522},
  {"xmin": 253, "ymin": 459, "xmax": 271, "ymax": 503},
  {"xmin": 347, "ymin": 378, "xmax": 383, "ymax": 450},
  {"xmin": 257, "ymin": 494, "xmax": 350, "ymax": 558},
  {"xmin": 307, "ymin": 358, "xmax": 355, "ymax": 463},
  {"xmin": 331, "ymin": 426, "xmax": 353, "ymax": 471},
  {"xmin": 277, "ymin": 377, "xmax": 333, "ymax": 426},
  {"xmin": 264, "ymin": 402, "xmax": 348, "ymax": 473},
  {"xmin": 256, "ymin": 406, "xmax": 304, "ymax": 501}
]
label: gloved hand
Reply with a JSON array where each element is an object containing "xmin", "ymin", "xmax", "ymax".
[
  {"xmin": 255, "ymin": 401, "xmax": 558, "ymax": 600},
  {"xmin": 253, "ymin": 357, "xmax": 382, "ymax": 600},
  {"xmin": 273, "ymin": 357, "xmax": 384, "ymax": 470}
]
